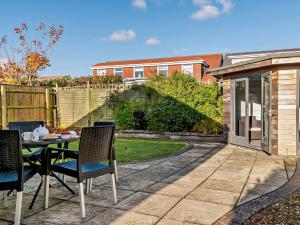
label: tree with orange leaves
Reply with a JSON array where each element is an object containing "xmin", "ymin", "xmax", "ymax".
[{"xmin": 0, "ymin": 22, "xmax": 63, "ymax": 85}]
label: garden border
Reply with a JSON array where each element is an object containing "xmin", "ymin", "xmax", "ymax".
[{"xmin": 116, "ymin": 130, "xmax": 225, "ymax": 143}]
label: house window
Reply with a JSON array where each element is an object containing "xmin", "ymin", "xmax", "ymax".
[
  {"xmin": 182, "ymin": 64, "xmax": 193, "ymax": 75},
  {"xmin": 97, "ymin": 69, "xmax": 106, "ymax": 76},
  {"xmin": 158, "ymin": 66, "xmax": 168, "ymax": 75},
  {"xmin": 134, "ymin": 67, "xmax": 144, "ymax": 78},
  {"xmin": 114, "ymin": 68, "xmax": 123, "ymax": 76}
]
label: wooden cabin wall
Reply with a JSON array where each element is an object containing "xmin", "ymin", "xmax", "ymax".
[{"xmin": 275, "ymin": 69, "xmax": 297, "ymax": 155}]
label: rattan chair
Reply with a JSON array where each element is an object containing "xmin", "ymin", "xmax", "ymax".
[
  {"xmin": 48, "ymin": 126, "xmax": 117, "ymax": 218},
  {"xmin": 94, "ymin": 121, "xmax": 118, "ymax": 184},
  {"xmin": 9, "ymin": 121, "xmax": 44, "ymax": 153},
  {"xmin": 0, "ymin": 130, "xmax": 37, "ymax": 225}
]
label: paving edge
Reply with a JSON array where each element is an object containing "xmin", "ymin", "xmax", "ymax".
[{"xmin": 214, "ymin": 158, "xmax": 300, "ymax": 225}]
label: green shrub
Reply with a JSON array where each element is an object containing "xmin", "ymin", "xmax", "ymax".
[
  {"xmin": 107, "ymin": 73, "xmax": 223, "ymax": 134},
  {"xmin": 147, "ymin": 96, "xmax": 202, "ymax": 132},
  {"xmin": 192, "ymin": 117, "xmax": 223, "ymax": 135}
]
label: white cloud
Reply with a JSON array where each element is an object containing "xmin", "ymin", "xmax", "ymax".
[
  {"xmin": 193, "ymin": 0, "xmax": 211, "ymax": 6},
  {"xmin": 218, "ymin": 0, "xmax": 234, "ymax": 12},
  {"xmin": 146, "ymin": 37, "xmax": 160, "ymax": 45},
  {"xmin": 191, "ymin": 5, "xmax": 220, "ymax": 20},
  {"xmin": 105, "ymin": 29, "xmax": 136, "ymax": 42},
  {"xmin": 191, "ymin": 0, "xmax": 233, "ymax": 20},
  {"xmin": 132, "ymin": 0, "xmax": 147, "ymax": 9}
]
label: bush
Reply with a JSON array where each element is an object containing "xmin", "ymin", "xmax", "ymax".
[
  {"xmin": 107, "ymin": 73, "xmax": 223, "ymax": 134},
  {"xmin": 147, "ymin": 96, "xmax": 202, "ymax": 132},
  {"xmin": 192, "ymin": 117, "xmax": 223, "ymax": 135}
]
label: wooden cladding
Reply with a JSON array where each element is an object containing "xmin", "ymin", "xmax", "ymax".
[{"xmin": 276, "ymin": 69, "xmax": 297, "ymax": 155}]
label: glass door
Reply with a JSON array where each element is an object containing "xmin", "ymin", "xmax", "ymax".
[
  {"xmin": 232, "ymin": 78, "xmax": 249, "ymax": 146},
  {"xmin": 261, "ymin": 73, "xmax": 272, "ymax": 154}
]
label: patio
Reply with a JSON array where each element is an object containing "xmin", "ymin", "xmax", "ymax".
[{"xmin": 0, "ymin": 142, "xmax": 296, "ymax": 225}]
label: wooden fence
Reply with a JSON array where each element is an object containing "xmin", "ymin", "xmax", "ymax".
[
  {"xmin": 56, "ymin": 83, "xmax": 125, "ymax": 128},
  {"xmin": 0, "ymin": 84, "xmax": 56, "ymax": 129}
]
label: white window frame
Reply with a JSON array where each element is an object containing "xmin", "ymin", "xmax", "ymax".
[
  {"xmin": 114, "ymin": 68, "xmax": 123, "ymax": 76},
  {"xmin": 134, "ymin": 67, "xmax": 144, "ymax": 78},
  {"xmin": 157, "ymin": 65, "xmax": 168, "ymax": 76},
  {"xmin": 97, "ymin": 69, "xmax": 106, "ymax": 76},
  {"xmin": 182, "ymin": 64, "xmax": 193, "ymax": 75}
]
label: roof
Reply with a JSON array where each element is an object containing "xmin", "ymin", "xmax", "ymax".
[
  {"xmin": 92, "ymin": 54, "xmax": 223, "ymax": 69},
  {"xmin": 208, "ymin": 52, "xmax": 300, "ymax": 76},
  {"xmin": 223, "ymin": 48, "xmax": 300, "ymax": 66}
]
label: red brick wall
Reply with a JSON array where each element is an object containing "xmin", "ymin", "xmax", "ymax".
[
  {"xmin": 144, "ymin": 66, "xmax": 157, "ymax": 78},
  {"xmin": 193, "ymin": 63, "xmax": 202, "ymax": 82},
  {"xmin": 123, "ymin": 67, "xmax": 133, "ymax": 79},
  {"xmin": 168, "ymin": 65, "xmax": 181, "ymax": 75}
]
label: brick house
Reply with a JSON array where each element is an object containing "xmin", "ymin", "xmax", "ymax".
[{"xmin": 91, "ymin": 54, "xmax": 222, "ymax": 84}]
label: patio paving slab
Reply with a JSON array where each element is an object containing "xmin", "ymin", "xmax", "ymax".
[
  {"xmin": 114, "ymin": 192, "xmax": 180, "ymax": 217},
  {"xmin": 156, "ymin": 218, "xmax": 201, "ymax": 225},
  {"xmin": 187, "ymin": 187, "xmax": 240, "ymax": 206},
  {"xmin": 143, "ymin": 182, "xmax": 195, "ymax": 198},
  {"xmin": 165, "ymin": 199, "xmax": 232, "ymax": 225},
  {"xmin": 237, "ymin": 183, "xmax": 280, "ymax": 205},
  {"xmin": 69, "ymin": 186, "xmax": 135, "ymax": 208},
  {"xmin": 0, "ymin": 193, "xmax": 63, "ymax": 221},
  {"xmin": 159, "ymin": 159, "xmax": 196, "ymax": 168},
  {"xmin": 85, "ymin": 209, "xmax": 159, "ymax": 225},
  {"xmin": 201, "ymin": 179, "xmax": 245, "ymax": 193},
  {"xmin": 23, "ymin": 200, "xmax": 106, "ymax": 225}
]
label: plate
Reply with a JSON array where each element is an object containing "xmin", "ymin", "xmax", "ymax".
[{"xmin": 41, "ymin": 136, "xmax": 59, "ymax": 141}]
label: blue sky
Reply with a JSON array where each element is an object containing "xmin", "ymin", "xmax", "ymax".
[{"xmin": 1, "ymin": 0, "xmax": 300, "ymax": 76}]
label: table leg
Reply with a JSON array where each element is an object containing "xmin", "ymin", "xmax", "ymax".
[
  {"xmin": 43, "ymin": 175, "xmax": 49, "ymax": 209},
  {"xmin": 29, "ymin": 180, "xmax": 43, "ymax": 210},
  {"xmin": 2, "ymin": 191, "xmax": 8, "ymax": 208}
]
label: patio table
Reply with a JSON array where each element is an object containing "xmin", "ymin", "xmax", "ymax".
[{"xmin": 22, "ymin": 136, "xmax": 80, "ymax": 209}]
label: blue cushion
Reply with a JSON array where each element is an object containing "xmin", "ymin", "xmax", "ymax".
[
  {"xmin": 0, "ymin": 167, "xmax": 34, "ymax": 183},
  {"xmin": 54, "ymin": 160, "xmax": 109, "ymax": 173}
]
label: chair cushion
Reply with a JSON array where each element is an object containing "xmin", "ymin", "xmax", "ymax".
[
  {"xmin": 0, "ymin": 167, "xmax": 35, "ymax": 183},
  {"xmin": 54, "ymin": 160, "xmax": 109, "ymax": 173}
]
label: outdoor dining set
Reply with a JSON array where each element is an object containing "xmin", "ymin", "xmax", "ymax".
[{"xmin": 0, "ymin": 121, "xmax": 119, "ymax": 225}]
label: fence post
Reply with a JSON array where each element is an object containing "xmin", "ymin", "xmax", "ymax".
[
  {"xmin": 53, "ymin": 83, "xmax": 58, "ymax": 128},
  {"xmin": 45, "ymin": 88, "xmax": 51, "ymax": 126},
  {"xmin": 86, "ymin": 81, "xmax": 91, "ymax": 126},
  {"xmin": 1, "ymin": 85, "xmax": 7, "ymax": 129}
]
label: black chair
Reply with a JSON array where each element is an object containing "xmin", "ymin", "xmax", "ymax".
[
  {"xmin": 8, "ymin": 121, "xmax": 44, "ymax": 135},
  {"xmin": 9, "ymin": 121, "xmax": 44, "ymax": 153},
  {"xmin": 94, "ymin": 122, "xmax": 118, "ymax": 184},
  {"xmin": 48, "ymin": 126, "xmax": 117, "ymax": 218},
  {"xmin": 0, "ymin": 130, "xmax": 37, "ymax": 225}
]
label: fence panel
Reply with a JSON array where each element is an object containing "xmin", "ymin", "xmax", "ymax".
[
  {"xmin": 0, "ymin": 84, "xmax": 56, "ymax": 129},
  {"xmin": 57, "ymin": 84, "xmax": 125, "ymax": 128}
]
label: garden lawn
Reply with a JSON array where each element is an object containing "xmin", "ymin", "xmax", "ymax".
[{"xmin": 60, "ymin": 138, "xmax": 187, "ymax": 163}]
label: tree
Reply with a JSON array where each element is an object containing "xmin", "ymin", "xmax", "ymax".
[{"xmin": 0, "ymin": 22, "xmax": 63, "ymax": 85}]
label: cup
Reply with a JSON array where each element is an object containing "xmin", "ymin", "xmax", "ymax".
[
  {"xmin": 69, "ymin": 131, "xmax": 77, "ymax": 138},
  {"xmin": 21, "ymin": 132, "xmax": 33, "ymax": 141}
]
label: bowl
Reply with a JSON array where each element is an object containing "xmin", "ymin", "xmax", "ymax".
[{"xmin": 61, "ymin": 134, "xmax": 71, "ymax": 140}]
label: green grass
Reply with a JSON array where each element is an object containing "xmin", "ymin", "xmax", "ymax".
[{"xmin": 61, "ymin": 138, "xmax": 187, "ymax": 163}]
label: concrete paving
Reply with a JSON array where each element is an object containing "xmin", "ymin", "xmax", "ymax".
[{"xmin": 0, "ymin": 143, "xmax": 296, "ymax": 225}]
